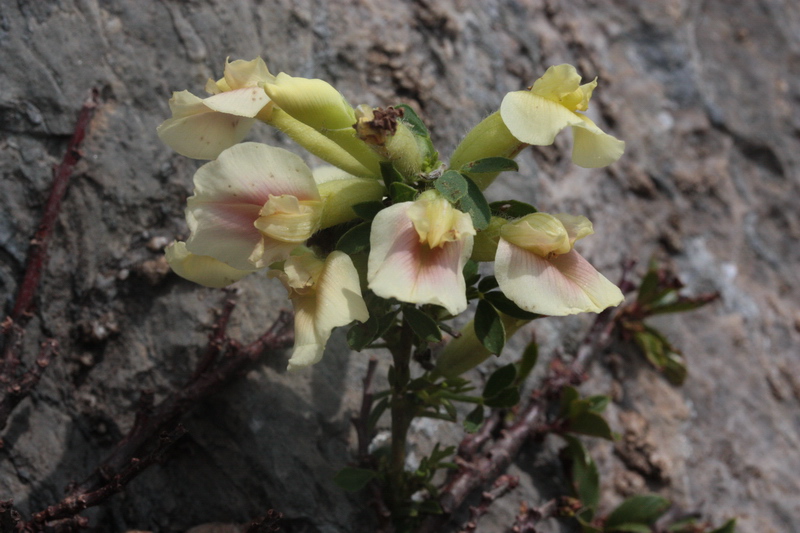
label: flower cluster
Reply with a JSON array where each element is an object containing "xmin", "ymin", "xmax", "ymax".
[{"xmin": 159, "ymin": 58, "xmax": 625, "ymax": 372}]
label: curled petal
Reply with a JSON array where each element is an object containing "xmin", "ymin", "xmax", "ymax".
[
  {"xmin": 285, "ymin": 251, "xmax": 369, "ymax": 371},
  {"xmin": 570, "ymin": 116, "xmax": 625, "ymax": 168},
  {"xmin": 495, "ymin": 240, "xmax": 624, "ymax": 316},
  {"xmin": 165, "ymin": 241, "xmax": 256, "ymax": 288},
  {"xmin": 265, "ymin": 73, "xmax": 356, "ymax": 130},
  {"xmin": 500, "ymin": 90, "xmax": 584, "ymax": 146},
  {"xmin": 368, "ymin": 202, "xmax": 473, "ymax": 315},
  {"xmin": 222, "ymin": 57, "xmax": 274, "ymax": 89},
  {"xmin": 203, "ymin": 87, "xmax": 271, "ymax": 117},
  {"xmin": 157, "ymin": 91, "xmax": 255, "ymax": 160}
]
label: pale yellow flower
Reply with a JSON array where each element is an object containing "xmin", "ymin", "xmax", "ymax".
[
  {"xmin": 500, "ymin": 64, "xmax": 625, "ymax": 168},
  {"xmin": 367, "ymin": 191, "xmax": 475, "ymax": 315},
  {"xmin": 157, "ymin": 57, "xmax": 274, "ymax": 159},
  {"xmin": 495, "ymin": 212, "xmax": 623, "ymax": 315},
  {"xmin": 165, "ymin": 241, "xmax": 257, "ymax": 288},
  {"xmin": 183, "ymin": 143, "xmax": 322, "ymax": 271},
  {"xmin": 271, "ymin": 250, "xmax": 369, "ymax": 371}
]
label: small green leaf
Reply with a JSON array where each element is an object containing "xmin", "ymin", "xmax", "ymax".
[
  {"xmin": 482, "ymin": 291, "xmax": 540, "ymax": 320},
  {"xmin": 585, "ymin": 395, "xmax": 610, "ymax": 414},
  {"xmin": 333, "ymin": 467, "xmax": 377, "ymax": 492},
  {"xmin": 562, "ymin": 435, "xmax": 600, "ymax": 515},
  {"xmin": 458, "ymin": 174, "xmax": 492, "ymax": 230},
  {"xmin": 567, "ymin": 412, "xmax": 614, "ymax": 440},
  {"xmin": 351, "ymin": 201, "xmax": 384, "ymax": 220},
  {"xmin": 367, "ymin": 397, "xmax": 390, "ymax": 432},
  {"xmin": 477, "ymin": 275, "xmax": 499, "ymax": 293},
  {"xmin": 606, "ymin": 524, "xmax": 652, "ymax": 533},
  {"xmin": 416, "ymin": 499, "xmax": 444, "ymax": 515},
  {"xmin": 474, "ymin": 299, "xmax": 505, "ymax": 354},
  {"xmin": 650, "ymin": 297, "xmax": 717, "ymax": 315},
  {"xmin": 483, "ymin": 387, "xmax": 520, "ymax": 408},
  {"xmin": 637, "ymin": 263, "xmax": 662, "ymax": 305},
  {"xmin": 483, "ymin": 363, "xmax": 517, "ymax": 399},
  {"xmin": 390, "ymin": 181, "xmax": 418, "ymax": 203},
  {"xmin": 435, "ymin": 170, "xmax": 469, "ymax": 202},
  {"xmin": 514, "ymin": 340, "xmax": 539, "ymax": 386},
  {"xmin": 489, "ymin": 200, "xmax": 538, "ymax": 218},
  {"xmin": 663, "ymin": 352, "xmax": 688, "ymax": 386},
  {"xmin": 336, "ymin": 221, "xmax": 372, "ymax": 255},
  {"xmin": 347, "ymin": 316, "xmax": 379, "ymax": 351},
  {"xmin": 403, "ymin": 306, "xmax": 442, "ymax": 342},
  {"xmin": 559, "ymin": 386, "xmax": 581, "ymax": 418},
  {"xmin": 463, "ymin": 259, "xmax": 480, "ymax": 286},
  {"xmin": 394, "ymin": 103, "xmax": 429, "ymax": 136},
  {"xmin": 460, "ymin": 157, "xmax": 519, "ymax": 174},
  {"xmin": 381, "ymin": 161, "xmax": 403, "ymax": 189},
  {"xmin": 708, "ymin": 518, "xmax": 737, "ymax": 533},
  {"xmin": 464, "ymin": 405, "xmax": 485, "ymax": 433},
  {"xmin": 605, "ymin": 494, "xmax": 670, "ymax": 529}
]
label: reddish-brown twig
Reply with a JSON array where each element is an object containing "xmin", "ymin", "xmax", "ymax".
[
  {"xmin": 457, "ymin": 474, "xmax": 520, "ymax": 533},
  {"xmin": 1, "ymin": 90, "xmax": 99, "ymax": 434}
]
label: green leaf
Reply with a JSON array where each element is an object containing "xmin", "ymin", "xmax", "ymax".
[
  {"xmin": 662, "ymin": 352, "xmax": 688, "ymax": 386},
  {"xmin": 458, "ymin": 174, "xmax": 492, "ymax": 230},
  {"xmin": 514, "ymin": 340, "xmax": 539, "ymax": 386},
  {"xmin": 464, "ymin": 405, "xmax": 485, "ymax": 433},
  {"xmin": 650, "ymin": 297, "xmax": 716, "ymax": 315},
  {"xmin": 559, "ymin": 386, "xmax": 581, "ymax": 418},
  {"xmin": 477, "ymin": 275, "xmax": 499, "ymax": 293},
  {"xmin": 474, "ymin": 299, "xmax": 505, "ymax": 354},
  {"xmin": 367, "ymin": 397, "xmax": 390, "ymax": 432},
  {"xmin": 336, "ymin": 221, "xmax": 372, "ymax": 255},
  {"xmin": 489, "ymin": 200, "xmax": 538, "ymax": 218},
  {"xmin": 333, "ymin": 467, "xmax": 377, "ymax": 492},
  {"xmin": 351, "ymin": 200, "xmax": 384, "ymax": 220},
  {"xmin": 390, "ymin": 181, "xmax": 418, "ymax": 203},
  {"xmin": 416, "ymin": 499, "xmax": 444, "ymax": 516},
  {"xmin": 381, "ymin": 161, "xmax": 403, "ymax": 189},
  {"xmin": 347, "ymin": 316, "xmax": 379, "ymax": 351},
  {"xmin": 435, "ymin": 170, "xmax": 469, "ymax": 202},
  {"xmin": 605, "ymin": 495, "xmax": 670, "ymax": 529},
  {"xmin": 637, "ymin": 263, "xmax": 662, "ymax": 305},
  {"xmin": 394, "ymin": 103, "xmax": 429, "ymax": 136},
  {"xmin": 483, "ymin": 363, "xmax": 517, "ymax": 399},
  {"xmin": 708, "ymin": 519, "xmax": 737, "ymax": 533},
  {"xmin": 606, "ymin": 524, "xmax": 652, "ymax": 533},
  {"xmin": 463, "ymin": 259, "xmax": 480, "ymax": 286},
  {"xmin": 483, "ymin": 387, "xmax": 520, "ymax": 408},
  {"xmin": 567, "ymin": 412, "xmax": 614, "ymax": 440},
  {"xmin": 585, "ymin": 395, "xmax": 610, "ymax": 414},
  {"xmin": 403, "ymin": 306, "xmax": 442, "ymax": 342},
  {"xmin": 482, "ymin": 291, "xmax": 540, "ymax": 320},
  {"xmin": 562, "ymin": 435, "xmax": 600, "ymax": 514},
  {"xmin": 460, "ymin": 157, "xmax": 519, "ymax": 174}
]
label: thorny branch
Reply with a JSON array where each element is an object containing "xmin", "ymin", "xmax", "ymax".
[{"xmin": 0, "ymin": 89, "xmax": 99, "ymax": 435}]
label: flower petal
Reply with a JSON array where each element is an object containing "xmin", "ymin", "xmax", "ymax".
[
  {"xmin": 157, "ymin": 91, "xmax": 255, "ymax": 160},
  {"xmin": 185, "ymin": 143, "xmax": 319, "ymax": 269},
  {"xmin": 203, "ymin": 87, "xmax": 271, "ymax": 117},
  {"xmin": 570, "ymin": 116, "xmax": 625, "ymax": 168},
  {"xmin": 222, "ymin": 57, "xmax": 274, "ymax": 89},
  {"xmin": 495, "ymin": 240, "xmax": 623, "ymax": 316},
  {"xmin": 285, "ymin": 251, "xmax": 368, "ymax": 371},
  {"xmin": 165, "ymin": 241, "xmax": 256, "ymax": 288},
  {"xmin": 368, "ymin": 203, "xmax": 472, "ymax": 315},
  {"xmin": 500, "ymin": 90, "xmax": 584, "ymax": 146}
]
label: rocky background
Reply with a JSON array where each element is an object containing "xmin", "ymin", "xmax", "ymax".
[{"xmin": 1, "ymin": 0, "xmax": 799, "ymax": 532}]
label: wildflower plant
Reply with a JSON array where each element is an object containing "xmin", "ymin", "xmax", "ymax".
[{"xmin": 158, "ymin": 58, "xmax": 729, "ymax": 532}]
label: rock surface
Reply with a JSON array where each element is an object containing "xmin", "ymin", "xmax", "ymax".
[{"xmin": 1, "ymin": 0, "xmax": 799, "ymax": 532}]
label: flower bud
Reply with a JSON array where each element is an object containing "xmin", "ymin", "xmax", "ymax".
[{"xmin": 264, "ymin": 73, "xmax": 356, "ymax": 131}]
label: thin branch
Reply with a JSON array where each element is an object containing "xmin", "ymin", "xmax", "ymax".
[
  {"xmin": 353, "ymin": 356, "xmax": 379, "ymax": 460},
  {"xmin": 0, "ymin": 340, "xmax": 58, "ymax": 433},
  {"xmin": 71, "ymin": 308, "xmax": 293, "ymax": 496},
  {"xmin": 457, "ymin": 474, "xmax": 520, "ymax": 533}
]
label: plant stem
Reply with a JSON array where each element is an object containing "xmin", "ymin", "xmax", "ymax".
[{"xmin": 388, "ymin": 319, "xmax": 414, "ymax": 511}]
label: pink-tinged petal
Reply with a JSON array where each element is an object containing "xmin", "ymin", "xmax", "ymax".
[
  {"xmin": 157, "ymin": 109, "xmax": 254, "ymax": 160},
  {"xmin": 495, "ymin": 240, "xmax": 623, "ymax": 316},
  {"xmin": 368, "ymin": 203, "xmax": 472, "ymax": 315},
  {"xmin": 165, "ymin": 241, "xmax": 256, "ymax": 288},
  {"xmin": 191, "ymin": 143, "xmax": 320, "ymax": 204},
  {"xmin": 184, "ymin": 200, "xmax": 265, "ymax": 270},
  {"xmin": 203, "ymin": 87, "xmax": 270, "ymax": 117}
]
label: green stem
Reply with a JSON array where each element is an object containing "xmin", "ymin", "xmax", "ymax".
[{"xmin": 388, "ymin": 320, "xmax": 414, "ymax": 511}]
